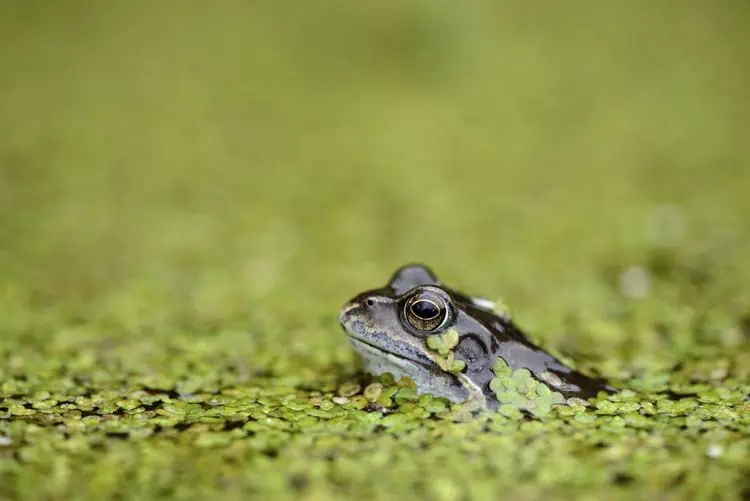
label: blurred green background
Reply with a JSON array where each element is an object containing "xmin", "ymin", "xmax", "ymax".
[
  {"xmin": 2, "ymin": 0, "xmax": 748, "ymax": 318},
  {"xmin": 1, "ymin": 1, "xmax": 749, "ymax": 499}
]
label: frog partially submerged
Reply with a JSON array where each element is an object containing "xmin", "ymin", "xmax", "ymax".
[{"xmin": 339, "ymin": 264, "xmax": 614, "ymax": 413}]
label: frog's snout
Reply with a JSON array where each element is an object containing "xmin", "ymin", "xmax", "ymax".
[
  {"xmin": 338, "ymin": 301, "xmax": 360, "ymax": 326},
  {"xmin": 339, "ymin": 290, "xmax": 386, "ymax": 327}
]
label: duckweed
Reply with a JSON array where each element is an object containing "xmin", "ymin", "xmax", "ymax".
[
  {"xmin": 489, "ymin": 359, "xmax": 566, "ymax": 417},
  {"xmin": 4, "ymin": 326, "xmax": 745, "ymax": 500},
  {"xmin": 425, "ymin": 330, "xmax": 467, "ymax": 374},
  {"xmin": 426, "ymin": 329, "xmax": 460, "ymax": 356},
  {"xmin": 2, "ymin": 1, "xmax": 750, "ymax": 499}
]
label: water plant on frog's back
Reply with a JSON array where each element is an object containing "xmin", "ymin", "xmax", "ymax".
[{"xmin": 339, "ymin": 264, "xmax": 615, "ymax": 415}]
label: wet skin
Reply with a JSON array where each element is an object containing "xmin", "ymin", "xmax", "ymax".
[{"xmin": 339, "ymin": 264, "xmax": 614, "ymax": 411}]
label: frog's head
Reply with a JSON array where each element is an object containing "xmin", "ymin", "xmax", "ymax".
[
  {"xmin": 341, "ymin": 264, "xmax": 615, "ymax": 410},
  {"xmin": 339, "ymin": 264, "xmax": 492, "ymax": 406}
]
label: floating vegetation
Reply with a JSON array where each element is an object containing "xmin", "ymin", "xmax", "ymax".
[{"xmin": 426, "ymin": 329, "xmax": 466, "ymax": 374}]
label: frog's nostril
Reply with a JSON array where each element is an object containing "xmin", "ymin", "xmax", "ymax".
[{"xmin": 365, "ymin": 298, "xmax": 375, "ymax": 307}]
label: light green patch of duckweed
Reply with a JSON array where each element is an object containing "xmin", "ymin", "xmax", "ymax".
[
  {"xmin": 489, "ymin": 359, "xmax": 566, "ymax": 417},
  {"xmin": 425, "ymin": 329, "xmax": 467, "ymax": 374},
  {"xmin": 426, "ymin": 329, "xmax": 459, "ymax": 355},
  {"xmin": 363, "ymin": 382, "xmax": 384, "ymax": 402}
]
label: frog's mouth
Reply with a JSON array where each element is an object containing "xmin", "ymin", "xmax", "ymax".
[
  {"xmin": 340, "ymin": 316, "xmax": 438, "ymax": 371},
  {"xmin": 346, "ymin": 335, "xmax": 476, "ymax": 405},
  {"xmin": 346, "ymin": 336, "xmax": 437, "ymax": 372}
]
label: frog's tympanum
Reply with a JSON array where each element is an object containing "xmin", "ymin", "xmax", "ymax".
[{"xmin": 339, "ymin": 264, "xmax": 614, "ymax": 414}]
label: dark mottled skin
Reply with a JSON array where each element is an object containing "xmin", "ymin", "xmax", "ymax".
[{"xmin": 340, "ymin": 264, "xmax": 614, "ymax": 409}]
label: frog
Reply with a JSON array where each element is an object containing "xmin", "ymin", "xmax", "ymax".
[{"xmin": 339, "ymin": 263, "xmax": 614, "ymax": 413}]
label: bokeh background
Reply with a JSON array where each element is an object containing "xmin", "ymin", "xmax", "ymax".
[{"xmin": 1, "ymin": 1, "xmax": 749, "ymax": 363}]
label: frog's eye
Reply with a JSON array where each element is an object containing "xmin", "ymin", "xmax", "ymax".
[{"xmin": 404, "ymin": 289, "xmax": 450, "ymax": 331}]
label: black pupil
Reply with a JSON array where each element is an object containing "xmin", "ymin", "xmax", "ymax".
[{"xmin": 412, "ymin": 299, "xmax": 440, "ymax": 320}]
